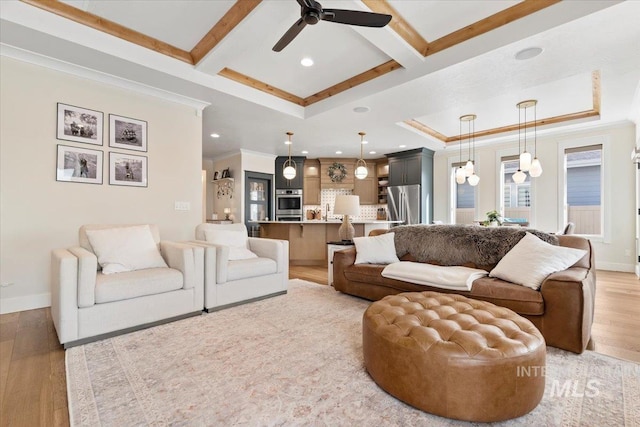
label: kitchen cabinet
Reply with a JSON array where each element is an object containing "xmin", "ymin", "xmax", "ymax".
[
  {"xmin": 353, "ymin": 162, "xmax": 377, "ymax": 205},
  {"xmin": 303, "ymin": 159, "xmax": 321, "ymax": 205},
  {"xmin": 388, "ymin": 154, "xmax": 422, "ymax": 186},
  {"xmin": 319, "ymin": 158, "xmax": 355, "ymax": 190},
  {"xmin": 376, "ymin": 159, "xmax": 389, "ymax": 205},
  {"xmin": 275, "ymin": 156, "xmax": 305, "ymax": 189},
  {"xmin": 386, "ymin": 148, "xmax": 434, "ymax": 224}
]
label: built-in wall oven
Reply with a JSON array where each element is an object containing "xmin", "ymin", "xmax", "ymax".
[{"xmin": 276, "ymin": 189, "xmax": 303, "ymax": 221}]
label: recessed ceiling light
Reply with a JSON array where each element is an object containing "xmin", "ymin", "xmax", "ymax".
[
  {"xmin": 369, "ymin": 151, "xmax": 376, "ymax": 154},
  {"xmin": 353, "ymin": 106, "xmax": 370, "ymax": 113},
  {"xmin": 210, "ymin": 133, "xmax": 220, "ymax": 138},
  {"xmin": 361, "ymin": 139, "xmax": 369, "ymax": 145},
  {"xmin": 399, "ymin": 144, "xmax": 407, "ymax": 148},
  {"xmin": 284, "ymin": 140, "xmax": 292, "ymax": 145},
  {"xmin": 515, "ymin": 47, "xmax": 543, "ymax": 61},
  {"xmin": 301, "ymin": 150, "xmax": 309, "ymax": 154},
  {"xmin": 300, "ymin": 57, "xmax": 314, "ymax": 67},
  {"xmin": 336, "ymin": 151, "xmax": 342, "ymax": 154}
]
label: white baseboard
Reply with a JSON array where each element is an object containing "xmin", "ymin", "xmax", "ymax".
[
  {"xmin": 0, "ymin": 293, "xmax": 51, "ymax": 314},
  {"xmin": 598, "ymin": 262, "xmax": 635, "ymax": 273}
]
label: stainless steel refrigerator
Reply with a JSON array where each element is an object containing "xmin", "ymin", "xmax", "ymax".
[{"xmin": 387, "ymin": 184, "xmax": 422, "ymax": 225}]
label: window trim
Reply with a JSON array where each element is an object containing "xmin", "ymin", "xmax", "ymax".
[
  {"xmin": 448, "ymin": 156, "xmax": 478, "ymax": 224},
  {"xmin": 557, "ymin": 135, "xmax": 610, "ymax": 243}
]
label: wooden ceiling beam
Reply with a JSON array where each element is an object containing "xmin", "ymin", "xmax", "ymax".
[
  {"xmin": 218, "ymin": 68, "xmax": 305, "ymax": 106},
  {"xmin": 191, "ymin": 0, "xmax": 262, "ymax": 65},
  {"xmin": 426, "ymin": 0, "xmax": 561, "ymax": 57},
  {"xmin": 303, "ymin": 60, "xmax": 402, "ymax": 106},
  {"xmin": 20, "ymin": 0, "xmax": 194, "ymax": 64},
  {"xmin": 361, "ymin": 0, "xmax": 428, "ymax": 56}
]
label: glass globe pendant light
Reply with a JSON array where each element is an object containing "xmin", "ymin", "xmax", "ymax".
[
  {"xmin": 528, "ymin": 100, "xmax": 543, "ymax": 177},
  {"xmin": 355, "ymin": 132, "xmax": 368, "ymax": 180},
  {"xmin": 282, "ymin": 131, "xmax": 297, "ymax": 180},
  {"xmin": 460, "ymin": 114, "xmax": 479, "ymax": 186}
]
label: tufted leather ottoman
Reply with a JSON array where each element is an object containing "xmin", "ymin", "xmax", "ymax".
[{"xmin": 363, "ymin": 291, "xmax": 546, "ymax": 422}]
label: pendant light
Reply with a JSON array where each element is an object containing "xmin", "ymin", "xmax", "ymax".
[
  {"xmin": 512, "ymin": 103, "xmax": 527, "ymax": 184},
  {"xmin": 283, "ymin": 131, "xmax": 297, "ymax": 180},
  {"xmin": 355, "ymin": 132, "xmax": 368, "ymax": 180},
  {"xmin": 460, "ymin": 114, "xmax": 479, "ymax": 186},
  {"xmin": 455, "ymin": 118, "xmax": 466, "ymax": 184},
  {"xmin": 528, "ymin": 100, "xmax": 543, "ymax": 177},
  {"xmin": 517, "ymin": 100, "xmax": 535, "ymax": 172}
]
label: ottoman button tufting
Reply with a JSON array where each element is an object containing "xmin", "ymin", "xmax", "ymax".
[{"xmin": 363, "ymin": 291, "xmax": 546, "ymax": 422}]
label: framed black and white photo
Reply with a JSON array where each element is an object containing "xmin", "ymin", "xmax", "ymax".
[
  {"xmin": 109, "ymin": 152, "xmax": 147, "ymax": 187},
  {"xmin": 56, "ymin": 145, "xmax": 103, "ymax": 184},
  {"xmin": 57, "ymin": 103, "xmax": 103, "ymax": 145},
  {"xmin": 109, "ymin": 114, "xmax": 147, "ymax": 152}
]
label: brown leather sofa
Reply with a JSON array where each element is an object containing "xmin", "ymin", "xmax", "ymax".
[{"xmin": 333, "ymin": 229, "xmax": 596, "ymax": 354}]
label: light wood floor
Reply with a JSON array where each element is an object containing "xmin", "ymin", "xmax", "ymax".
[{"xmin": 1, "ymin": 269, "xmax": 638, "ymax": 427}]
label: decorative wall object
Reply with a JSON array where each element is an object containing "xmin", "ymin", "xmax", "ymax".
[
  {"xmin": 328, "ymin": 162, "xmax": 347, "ymax": 182},
  {"xmin": 56, "ymin": 144, "xmax": 103, "ymax": 184},
  {"xmin": 109, "ymin": 152, "xmax": 147, "ymax": 187},
  {"xmin": 109, "ymin": 114, "xmax": 147, "ymax": 152},
  {"xmin": 57, "ymin": 103, "xmax": 103, "ymax": 145}
]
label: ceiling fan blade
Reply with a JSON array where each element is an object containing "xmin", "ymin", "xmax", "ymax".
[
  {"xmin": 273, "ymin": 18, "xmax": 307, "ymax": 52},
  {"xmin": 321, "ymin": 9, "xmax": 392, "ymax": 27},
  {"xmin": 296, "ymin": 0, "xmax": 314, "ymax": 8}
]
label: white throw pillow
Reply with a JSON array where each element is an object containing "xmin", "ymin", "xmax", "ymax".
[
  {"xmin": 85, "ymin": 225, "xmax": 168, "ymax": 274},
  {"xmin": 489, "ymin": 232, "xmax": 587, "ymax": 290},
  {"xmin": 354, "ymin": 232, "xmax": 400, "ymax": 265},
  {"xmin": 204, "ymin": 229, "xmax": 258, "ymax": 261}
]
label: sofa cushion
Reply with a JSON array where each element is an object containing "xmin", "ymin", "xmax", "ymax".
[
  {"xmin": 470, "ymin": 277, "xmax": 544, "ymax": 315},
  {"xmin": 227, "ymin": 257, "xmax": 277, "ymax": 281},
  {"xmin": 85, "ymin": 225, "xmax": 168, "ymax": 274},
  {"xmin": 354, "ymin": 232, "xmax": 400, "ymax": 265},
  {"xmin": 95, "ymin": 267, "xmax": 183, "ymax": 304},
  {"xmin": 343, "ymin": 264, "xmax": 544, "ymax": 315},
  {"xmin": 489, "ymin": 232, "xmax": 587, "ymax": 290}
]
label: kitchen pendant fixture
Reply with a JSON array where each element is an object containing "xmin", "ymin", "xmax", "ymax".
[
  {"xmin": 283, "ymin": 131, "xmax": 297, "ymax": 180},
  {"xmin": 355, "ymin": 131, "xmax": 368, "ymax": 180},
  {"xmin": 460, "ymin": 114, "xmax": 479, "ymax": 186}
]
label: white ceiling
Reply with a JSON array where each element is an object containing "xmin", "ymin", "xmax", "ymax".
[{"xmin": 1, "ymin": 0, "xmax": 639, "ymax": 161}]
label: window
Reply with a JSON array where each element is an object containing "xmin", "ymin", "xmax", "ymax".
[
  {"xmin": 451, "ymin": 162, "xmax": 476, "ymax": 224},
  {"xmin": 564, "ymin": 144, "xmax": 602, "ymax": 235},
  {"xmin": 500, "ymin": 156, "xmax": 531, "ymax": 223}
]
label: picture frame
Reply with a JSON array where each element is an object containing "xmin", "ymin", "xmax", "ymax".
[
  {"xmin": 57, "ymin": 103, "xmax": 103, "ymax": 145},
  {"xmin": 109, "ymin": 152, "xmax": 148, "ymax": 187},
  {"xmin": 213, "ymin": 171, "xmax": 219, "ymax": 180},
  {"xmin": 109, "ymin": 114, "xmax": 147, "ymax": 152},
  {"xmin": 56, "ymin": 144, "xmax": 103, "ymax": 184},
  {"xmin": 221, "ymin": 168, "xmax": 230, "ymax": 179}
]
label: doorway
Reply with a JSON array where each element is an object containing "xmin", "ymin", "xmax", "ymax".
[{"xmin": 245, "ymin": 171, "xmax": 272, "ymax": 237}]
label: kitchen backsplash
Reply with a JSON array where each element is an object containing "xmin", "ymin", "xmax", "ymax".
[{"xmin": 304, "ymin": 188, "xmax": 387, "ymax": 221}]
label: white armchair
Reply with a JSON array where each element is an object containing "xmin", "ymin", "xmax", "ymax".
[
  {"xmin": 51, "ymin": 224, "xmax": 204, "ymax": 348},
  {"xmin": 191, "ymin": 223, "xmax": 288, "ymax": 312}
]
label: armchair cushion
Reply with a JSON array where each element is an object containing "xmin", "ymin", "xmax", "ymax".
[
  {"xmin": 204, "ymin": 229, "xmax": 257, "ymax": 261},
  {"xmin": 85, "ymin": 225, "xmax": 167, "ymax": 274},
  {"xmin": 95, "ymin": 268, "xmax": 183, "ymax": 304},
  {"xmin": 227, "ymin": 258, "xmax": 277, "ymax": 281}
]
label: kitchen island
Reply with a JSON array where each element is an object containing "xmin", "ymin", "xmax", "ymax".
[{"xmin": 256, "ymin": 220, "xmax": 401, "ymax": 266}]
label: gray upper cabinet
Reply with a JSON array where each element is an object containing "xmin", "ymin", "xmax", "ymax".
[
  {"xmin": 386, "ymin": 148, "xmax": 435, "ymax": 224},
  {"xmin": 275, "ymin": 156, "xmax": 305, "ymax": 189}
]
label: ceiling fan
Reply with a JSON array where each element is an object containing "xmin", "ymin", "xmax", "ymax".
[{"xmin": 273, "ymin": 0, "xmax": 392, "ymax": 52}]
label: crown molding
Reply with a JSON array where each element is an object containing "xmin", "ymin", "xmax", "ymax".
[{"xmin": 1, "ymin": 43, "xmax": 211, "ymax": 113}]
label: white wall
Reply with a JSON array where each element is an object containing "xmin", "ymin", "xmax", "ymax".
[
  {"xmin": 434, "ymin": 123, "xmax": 636, "ymax": 272},
  {"xmin": 0, "ymin": 57, "xmax": 203, "ymax": 313}
]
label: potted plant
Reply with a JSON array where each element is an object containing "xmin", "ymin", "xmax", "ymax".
[{"xmin": 486, "ymin": 210, "xmax": 502, "ymax": 227}]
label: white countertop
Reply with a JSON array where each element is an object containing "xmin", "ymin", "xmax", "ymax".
[{"xmin": 256, "ymin": 220, "xmax": 401, "ymax": 224}]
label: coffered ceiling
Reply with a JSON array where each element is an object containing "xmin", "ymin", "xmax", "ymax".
[{"xmin": 1, "ymin": 0, "xmax": 639, "ymax": 160}]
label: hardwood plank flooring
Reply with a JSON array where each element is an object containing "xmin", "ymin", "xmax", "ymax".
[{"xmin": 0, "ymin": 268, "xmax": 637, "ymax": 426}]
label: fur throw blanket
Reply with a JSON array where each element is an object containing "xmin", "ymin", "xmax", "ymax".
[{"xmin": 392, "ymin": 225, "xmax": 558, "ymax": 269}]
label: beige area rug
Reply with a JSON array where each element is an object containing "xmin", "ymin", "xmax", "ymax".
[{"xmin": 66, "ymin": 279, "xmax": 640, "ymax": 426}]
